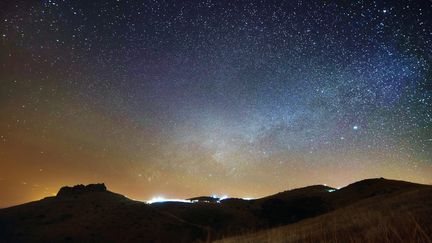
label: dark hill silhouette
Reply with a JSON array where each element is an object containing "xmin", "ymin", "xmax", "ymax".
[
  {"xmin": 56, "ymin": 183, "xmax": 108, "ymax": 197},
  {"xmin": 0, "ymin": 178, "xmax": 430, "ymax": 242},
  {"xmin": 324, "ymin": 177, "xmax": 428, "ymax": 208},
  {"xmin": 218, "ymin": 180, "xmax": 432, "ymax": 243}
]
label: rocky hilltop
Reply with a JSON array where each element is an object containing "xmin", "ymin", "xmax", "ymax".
[
  {"xmin": 0, "ymin": 178, "xmax": 431, "ymax": 242},
  {"xmin": 56, "ymin": 183, "xmax": 107, "ymax": 197}
]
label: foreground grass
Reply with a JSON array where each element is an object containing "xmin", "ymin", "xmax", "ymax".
[{"xmin": 216, "ymin": 188, "xmax": 432, "ymax": 243}]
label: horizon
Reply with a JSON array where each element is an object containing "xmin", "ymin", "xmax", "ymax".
[
  {"xmin": 1, "ymin": 0, "xmax": 432, "ymax": 208},
  {"xmin": 1, "ymin": 176, "xmax": 430, "ymax": 208}
]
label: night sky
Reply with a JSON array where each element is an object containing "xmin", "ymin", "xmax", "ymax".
[{"xmin": 1, "ymin": 0, "xmax": 431, "ymax": 207}]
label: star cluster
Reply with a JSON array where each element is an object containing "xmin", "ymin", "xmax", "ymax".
[{"xmin": 0, "ymin": 0, "xmax": 431, "ymax": 207}]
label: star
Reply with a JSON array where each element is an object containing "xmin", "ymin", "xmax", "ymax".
[{"xmin": 0, "ymin": 0, "xmax": 431, "ymax": 207}]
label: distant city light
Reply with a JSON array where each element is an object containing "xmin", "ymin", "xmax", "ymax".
[
  {"xmin": 219, "ymin": 195, "xmax": 228, "ymax": 200},
  {"xmin": 147, "ymin": 196, "xmax": 193, "ymax": 204},
  {"xmin": 211, "ymin": 194, "xmax": 229, "ymax": 203},
  {"xmin": 241, "ymin": 197, "xmax": 255, "ymax": 200},
  {"xmin": 147, "ymin": 194, "xmax": 230, "ymax": 204}
]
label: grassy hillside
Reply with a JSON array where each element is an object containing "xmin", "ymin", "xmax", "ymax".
[
  {"xmin": 0, "ymin": 179, "xmax": 430, "ymax": 242},
  {"xmin": 217, "ymin": 187, "xmax": 432, "ymax": 243}
]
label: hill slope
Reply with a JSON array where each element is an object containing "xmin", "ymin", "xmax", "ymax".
[
  {"xmin": 217, "ymin": 186, "xmax": 432, "ymax": 243},
  {"xmin": 0, "ymin": 179, "xmax": 430, "ymax": 242},
  {"xmin": 0, "ymin": 184, "xmax": 208, "ymax": 242}
]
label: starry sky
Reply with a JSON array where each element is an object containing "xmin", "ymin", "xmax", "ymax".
[{"xmin": 1, "ymin": 0, "xmax": 432, "ymax": 207}]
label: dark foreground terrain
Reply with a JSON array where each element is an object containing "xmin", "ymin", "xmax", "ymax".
[{"xmin": 0, "ymin": 178, "xmax": 431, "ymax": 242}]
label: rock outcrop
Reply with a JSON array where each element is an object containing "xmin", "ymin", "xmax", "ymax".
[{"xmin": 57, "ymin": 183, "xmax": 107, "ymax": 197}]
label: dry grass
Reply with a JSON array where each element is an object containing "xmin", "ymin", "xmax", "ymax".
[{"xmin": 216, "ymin": 188, "xmax": 432, "ymax": 243}]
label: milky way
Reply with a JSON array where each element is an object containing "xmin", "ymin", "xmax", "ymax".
[{"xmin": 0, "ymin": 0, "xmax": 431, "ymax": 207}]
